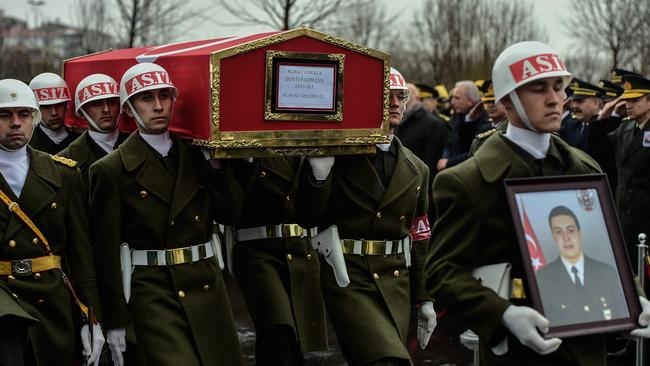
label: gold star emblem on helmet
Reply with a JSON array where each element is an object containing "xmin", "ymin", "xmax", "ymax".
[
  {"xmin": 623, "ymin": 82, "xmax": 632, "ymax": 90},
  {"xmin": 9, "ymin": 91, "xmax": 17, "ymax": 100}
]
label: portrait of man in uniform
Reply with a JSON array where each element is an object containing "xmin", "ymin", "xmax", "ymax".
[{"xmin": 535, "ymin": 204, "xmax": 628, "ymax": 327}]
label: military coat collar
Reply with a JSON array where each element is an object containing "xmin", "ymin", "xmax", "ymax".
[
  {"xmin": 474, "ymin": 132, "xmax": 600, "ymax": 183},
  {"xmin": 119, "ymin": 132, "xmax": 202, "ymax": 220},
  {"xmin": 343, "ymin": 137, "xmax": 420, "ymax": 210}
]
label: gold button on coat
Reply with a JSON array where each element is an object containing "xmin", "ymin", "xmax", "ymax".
[
  {"xmin": 139, "ymin": 190, "xmax": 148, "ymax": 198},
  {"xmin": 260, "ymin": 171, "xmax": 267, "ymax": 178},
  {"xmin": 306, "ymin": 254, "xmax": 312, "ymax": 261},
  {"xmin": 37, "ymin": 299, "xmax": 45, "ymax": 304},
  {"xmin": 8, "ymin": 240, "xmax": 16, "ymax": 248},
  {"xmin": 194, "ymin": 216, "xmax": 200, "ymax": 222},
  {"xmin": 178, "ymin": 290, "xmax": 186, "ymax": 298},
  {"xmin": 286, "ymin": 254, "xmax": 293, "ymax": 261},
  {"xmin": 416, "ymin": 186, "xmax": 421, "ymax": 192},
  {"xmin": 12, "ymin": 293, "xmax": 18, "ymax": 299},
  {"xmin": 373, "ymin": 273, "xmax": 380, "ymax": 280},
  {"xmin": 50, "ymin": 202, "xmax": 57, "ymax": 209},
  {"xmin": 376, "ymin": 212, "xmax": 382, "ymax": 219},
  {"xmin": 393, "ymin": 270, "xmax": 400, "ymax": 277},
  {"xmin": 285, "ymin": 196, "xmax": 291, "ymax": 201},
  {"xmin": 170, "ymin": 220, "xmax": 175, "ymax": 226},
  {"xmin": 34, "ymin": 273, "xmax": 41, "ymax": 280},
  {"xmin": 399, "ymin": 216, "xmax": 406, "ymax": 222},
  {"xmin": 32, "ymin": 238, "xmax": 39, "ymax": 245},
  {"xmin": 202, "ymin": 285, "xmax": 210, "ymax": 292}
]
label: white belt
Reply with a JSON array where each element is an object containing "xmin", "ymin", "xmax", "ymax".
[
  {"xmin": 235, "ymin": 224, "xmax": 317, "ymax": 242},
  {"xmin": 131, "ymin": 242, "xmax": 214, "ymax": 266}
]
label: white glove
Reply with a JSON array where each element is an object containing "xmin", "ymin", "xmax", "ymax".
[
  {"xmin": 417, "ymin": 301, "xmax": 437, "ymax": 349},
  {"xmin": 80, "ymin": 323, "xmax": 105, "ymax": 366},
  {"xmin": 630, "ymin": 296, "xmax": 650, "ymax": 338},
  {"xmin": 501, "ymin": 305, "xmax": 562, "ymax": 355},
  {"xmin": 107, "ymin": 328, "xmax": 127, "ymax": 366},
  {"xmin": 307, "ymin": 157, "xmax": 334, "ymax": 181}
]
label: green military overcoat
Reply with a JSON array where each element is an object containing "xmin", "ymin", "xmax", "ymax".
[
  {"xmin": 88, "ymin": 132, "xmax": 244, "ymax": 366},
  {"xmin": 427, "ymin": 132, "xmax": 609, "ymax": 365},
  {"xmin": 58, "ymin": 131, "xmax": 129, "ymax": 192},
  {"xmin": 297, "ymin": 138, "xmax": 431, "ymax": 365},
  {"xmin": 232, "ymin": 157, "xmax": 327, "ymax": 352},
  {"xmin": 29, "ymin": 125, "xmax": 81, "ymax": 155},
  {"xmin": 0, "ymin": 147, "xmax": 100, "ymax": 366}
]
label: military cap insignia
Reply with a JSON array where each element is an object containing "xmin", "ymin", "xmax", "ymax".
[
  {"xmin": 599, "ymin": 81, "xmax": 605, "ymax": 88},
  {"xmin": 51, "ymin": 155, "xmax": 77, "ymax": 167},
  {"xmin": 623, "ymin": 81, "xmax": 632, "ymax": 90},
  {"xmin": 570, "ymin": 81, "xmax": 579, "ymax": 89},
  {"xmin": 10, "ymin": 91, "xmax": 17, "ymax": 100}
]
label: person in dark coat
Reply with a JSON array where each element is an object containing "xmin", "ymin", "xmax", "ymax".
[
  {"xmin": 437, "ymin": 80, "xmax": 491, "ymax": 171},
  {"xmin": 0, "ymin": 79, "xmax": 104, "ymax": 366},
  {"xmin": 297, "ymin": 67, "xmax": 436, "ymax": 366},
  {"xmin": 535, "ymin": 206, "xmax": 627, "ymax": 326},
  {"xmin": 587, "ymin": 74, "xmax": 650, "ymax": 266},
  {"xmin": 89, "ymin": 63, "xmax": 244, "ymax": 366},
  {"xmin": 426, "ymin": 41, "xmax": 650, "ymax": 366},
  {"xmin": 58, "ymin": 73, "xmax": 130, "ymax": 193},
  {"xmin": 230, "ymin": 157, "xmax": 327, "ymax": 366},
  {"xmin": 28, "ymin": 73, "xmax": 80, "ymax": 154}
]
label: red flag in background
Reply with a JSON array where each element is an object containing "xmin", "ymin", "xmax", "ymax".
[{"xmin": 522, "ymin": 201, "xmax": 546, "ymax": 271}]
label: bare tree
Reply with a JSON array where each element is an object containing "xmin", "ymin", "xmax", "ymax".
[
  {"xmin": 321, "ymin": 1, "xmax": 398, "ymax": 51},
  {"xmin": 72, "ymin": 0, "xmax": 113, "ymax": 53},
  {"xmin": 563, "ymin": 49, "xmax": 610, "ymax": 81},
  {"xmin": 216, "ymin": 0, "xmax": 345, "ymax": 31},
  {"xmin": 114, "ymin": 0, "xmax": 212, "ymax": 47},
  {"xmin": 404, "ymin": 0, "xmax": 546, "ymax": 86},
  {"xmin": 565, "ymin": 0, "xmax": 641, "ymax": 69}
]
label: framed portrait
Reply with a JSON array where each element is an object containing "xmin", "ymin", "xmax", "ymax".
[
  {"xmin": 505, "ymin": 174, "xmax": 641, "ymax": 338},
  {"xmin": 264, "ymin": 50, "xmax": 345, "ymax": 122}
]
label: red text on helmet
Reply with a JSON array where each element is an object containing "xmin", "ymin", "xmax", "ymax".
[
  {"xmin": 125, "ymin": 71, "xmax": 171, "ymax": 95},
  {"xmin": 78, "ymin": 82, "xmax": 118, "ymax": 103},
  {"xmin": 33, "ymin": 87, "xmax": 70, "ymax": 101},
  {"xmin": 390, "ymin": 73, "xmax": 406, "ymax": 88},
  {"xmin": 508, "ymin": 53, "xmax": 566, "ymax": 83}
]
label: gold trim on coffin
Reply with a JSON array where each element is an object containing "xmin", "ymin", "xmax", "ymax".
[
  {"xmin": 205, "ymin": 27, "xmax": 391, "ymax": 156},
  {"xmin": 264, "ymin": 50, "xmax": 345, "ymax": 122},
  {"xmin": 195, "ymin": 143, "xmax": 376, "ymax": 158}
]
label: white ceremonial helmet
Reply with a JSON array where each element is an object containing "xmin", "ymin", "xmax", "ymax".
[
  {"xmin": 492, "ymin": 41, "xmax": 572, "ymax": 131},
  {"xmin": 75, "ymin": 73, "xmax": 120, "ymax": 133},
  {"xmin": 0, "ymin": 79, "xmax": 43, "ymax": 150},
  {"xmin": 119, "ymin": 62, "xmax": 177, "ymax": 133},
  {"xmin": 0, "ymin": 79, "xmax": 42, "ymax": 125},
  {"xmin": 29, "ymin": 72, "xmax": 71, "ymax": 106},
  {"xmin": 389, "ymin": 67, "xmax": 409, "ymax": 91}
]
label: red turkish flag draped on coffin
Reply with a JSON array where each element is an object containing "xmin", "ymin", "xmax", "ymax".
[{"xmin": 63, "ymin": 28, "xmax": 391, "ymax": 157}]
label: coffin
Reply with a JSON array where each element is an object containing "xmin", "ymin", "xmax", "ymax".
[{"xmin": 63, "ymin": 27, "xmax": 390, "ymax": 157}]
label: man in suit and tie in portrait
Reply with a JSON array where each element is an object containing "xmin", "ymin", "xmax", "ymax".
[{"xmin": 535, "ymin": 205, "xmax": 628, "ymax": 326}]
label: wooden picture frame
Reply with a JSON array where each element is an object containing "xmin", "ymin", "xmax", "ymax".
[{"xmin": 505, "ymin": 174, "xmax": 641, "ymax": 338}]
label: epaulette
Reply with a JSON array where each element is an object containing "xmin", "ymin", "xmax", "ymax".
[
  {"xmin": 476, "ymin": 128, "xmax": 497, "ymax": 140},
  {"xmin": 51, "ymin": 155, "xmax": 77, "ymax": 168}
]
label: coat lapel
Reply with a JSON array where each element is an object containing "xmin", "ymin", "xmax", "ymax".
[
  {"xmin": 379, "ymin": 140, "xmax": 418, "ymax": 209},
  {"xmin": 342, "ymin": 154, "xmax": 385, "ymax": 205},
  {"xmin": 169, "ymin": 139, "xmax": 201, "ymax": 221},
  {"xmin": 121, "ymin": 133, "xmax": 173, "ymax": 205},
  {"xmin": 4, "ymin": 149, "xmax": 59, "ymax": 241},
  {"xmin": 622, "ymin": 122, "xmax": 646, "ymax": 162}
]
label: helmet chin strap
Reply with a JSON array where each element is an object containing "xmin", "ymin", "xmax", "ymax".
[
  {"xmin": 126, "ymin": 100, "xmax": 158, "ymax": 134},
  {"xmin": 509, "ymin": 90, "xmax": 538, "ymax": 132},
  {"xmin": 80, "ymin": 109, "xmax": 113, "ymax": 133}
]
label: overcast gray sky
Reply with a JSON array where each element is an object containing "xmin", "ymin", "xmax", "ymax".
[{"xmin": 0, "ymin": 0, "xmax": 573, "ymax": 53}]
